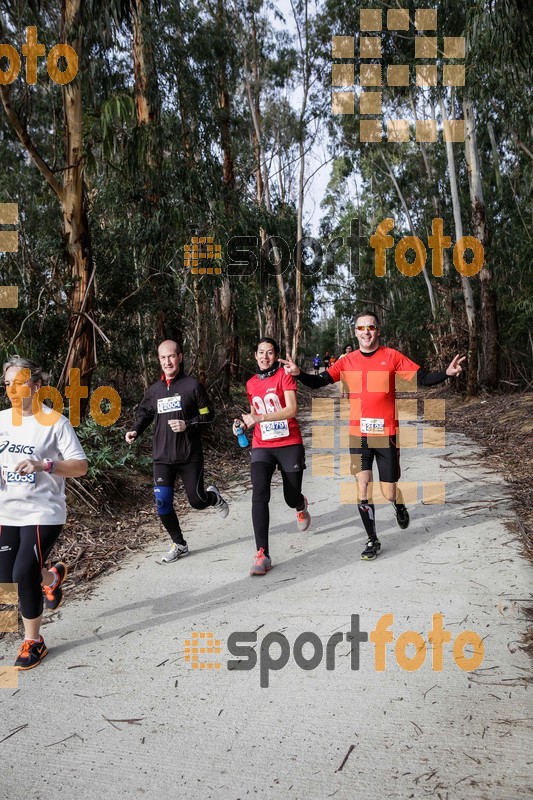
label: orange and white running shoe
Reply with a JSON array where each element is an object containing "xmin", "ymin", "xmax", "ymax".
[
  {"xmin": 296, "ymin": 497, "xmax": 311, "ymax": 532},
  {"xmin": 249, "ymin": 547, "xmax": 272, "ymax": 576}
]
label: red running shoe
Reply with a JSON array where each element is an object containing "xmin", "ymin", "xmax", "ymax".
[
  {"xmin": 296, "ymin": 497, "xmax": 311, "ymax": 532},
  {"xmin": 250, "ymin": 547, "xmax": 272, "ymax": 576}
]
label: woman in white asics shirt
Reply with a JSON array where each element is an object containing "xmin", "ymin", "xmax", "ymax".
[{"xmin": 0, "ymin": 356, "xmax": 87, "ymax": 670}]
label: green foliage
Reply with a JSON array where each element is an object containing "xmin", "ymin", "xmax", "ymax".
[
  {"xmin": 76, "ymin": 417, "xmax": 151, "ymax": 481},
  {"xmin": 313, "ymin": 0, "xmax": 532, "ymax": 385},
  {"xmin": 0, "ymin": 0, "xmax": 530, "ymax": 397}
]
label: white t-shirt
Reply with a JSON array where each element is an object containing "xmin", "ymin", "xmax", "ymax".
[{"xmin": 0, "ymin": 407, "xmax": 87, "ymax": 525}]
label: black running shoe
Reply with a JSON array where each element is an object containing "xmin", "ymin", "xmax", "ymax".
[
  {"xmin": 395, "ymin": 506, "xmax": 410, "ymax": 530},
  {"xmin": 14, "ymin": 637, "xmax": 48, "ymax": 670},
  {"xmin": 360, "ymin": 539, "xmax": 381, "ymax": 561},
  {"xmin": 43, "ymin": 562, "xmax": 67, "ymax": 610}
]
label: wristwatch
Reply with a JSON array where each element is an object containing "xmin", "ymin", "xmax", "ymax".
[{"xmin": 43, "ymin": 459, "xmax": 55, "ymax": 473}]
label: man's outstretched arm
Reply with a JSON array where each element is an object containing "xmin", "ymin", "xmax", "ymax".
[
  {"xmin": 279, "ymin": 355, "xmax": 335, "ymax": 388},
  {"xmin": 417, "ymin": 368, "xmax": 447, "ymax": 387},
  {"xmin": 417, "ymin": 354, "xmax": 466, "ymax": 387}
]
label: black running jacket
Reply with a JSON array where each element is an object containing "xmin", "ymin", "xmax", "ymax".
[{"xmin": 130, "ymin": 372, "xmax": 214, "ymax": 464}]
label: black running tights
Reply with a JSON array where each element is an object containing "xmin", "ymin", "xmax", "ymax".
[
  {"xmin": 251, "ymin": 461, "xmax": 304, "ymax": 555},
  {"xmin": 153, "ymin": 458, "xmax": 216, "ymax": 544},
  {"xmin": 0, "ymin": 524, "xmax": 63, "ymax": 619}
]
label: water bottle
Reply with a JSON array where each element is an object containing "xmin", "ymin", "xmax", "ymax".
[{"xmin": 235, "ymin": 422, "xmax": 249, "ymax": 448}]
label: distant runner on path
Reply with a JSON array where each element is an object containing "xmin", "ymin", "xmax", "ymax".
[
  {"xmin": 281, "ymin": 312, "xmax": 465, "ymax": 561},
  {"xmin": 339, "ymin": 343, "xmax": 354, "ymax": 399},
  {"xmin": 0, "ymin": 356, "xmax": 88, "ymax": 670},
  {"xmin": 233, "ymin": 338, "xmax": 311, "ymax": 576},
  {"xmin": 126, "ymin": 340, "xmax": 228, "ymax": 563}
]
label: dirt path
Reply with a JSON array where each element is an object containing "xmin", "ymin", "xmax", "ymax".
[{"xmin": 1, "ymin": 397, "xmax": 531, "ymax": 799}]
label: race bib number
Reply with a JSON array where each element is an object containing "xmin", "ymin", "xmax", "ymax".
[
  {"xmin": 1, "ymin": 466, "xmax": 36, "ymax": 484},
  {"xmin": 360, "ymin": 417, "xmax": 385, "ymax": 434},
  {"xmin": 157, "ymin": 396, "xmax": 182, "ymax": 414},
  {"xmin": 259, "ymin": 420, "xmax": 290, "ymax": 441}
]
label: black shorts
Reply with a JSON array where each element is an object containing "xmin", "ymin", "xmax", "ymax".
[
  {"xmin": 349, "ymin": 435, "xmax": 401, "ymax": 483},
  {"xmin": 153, "ymin": 456, "xmax": 204, "ymax": 487},
  {"xmin": 250, "ymin": 443, "xmax": 306, "ymax": 473}
]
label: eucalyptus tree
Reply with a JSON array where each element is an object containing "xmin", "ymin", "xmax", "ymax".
[{"xmin": 0, "ymin": 0, "xmax": 130, "ymax": 407}]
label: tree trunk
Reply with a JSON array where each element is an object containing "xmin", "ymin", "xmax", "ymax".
[
  {"xmin": 131, "ymin": 0, "xmax": 166, "ymax": 342},
  {"xmin": 244, "ymin": 19, "xmax": 289, "ymax": 349},
  {"xmin": 60, "ymin": 0, "xmax": 96, "ymax": 400},
  {"xmin": 381, "ymin": 152, "xmax": 438, "ymax": 323},
  {"xmin": 440, "ymin": 97, "xmax": 478, "ymax": 396},
  {"xmin": 259, "ymin": 227, "xmax": 282, "ymax": 345},
  {"xmin": 263, "ymin": 301, "xmax": 277, "ymax": 340},
  {"xmin": 292, "ymin": 138, "xmax": 305, "ymax": 359},
  {"xmin": 132, "ymin": 0, "xmax": 160, "ymax": 129},
  {"xmin": 193, "ymin": 279, "xmax": 208, "ymax": 385},
  {"xmin": 133, "ymin": 249, "xmax": 150, "ymax": 387},
  {"xmin": 54, "ymin": 0, "xmax": 95, "ymax": 402},
  {"xmin": 1, "ymin": 1, "xmax": 97, "ymax": 406},
  {"xmin": 217, "ymin": 4, "xmax": 235, "ymax": 197},
  {"xmin": 464, "ymin": 98, "xmax": 499, "ymax": 389},
  {"xmin": 175, "ymin": 0, "xmax": 194, "ymax": 165},
  {"xmin": 214, "ymin": 0, "xmax": 237, "ymax": 398},
  {"xmin": 256, "ymin": 301, "xmax": 263, "ymax": 339},
  {"xmin": 291, "ymin": 0, "xmax": 310, "ymax": 360},
  {"xmin": 411, "ymin": 95, "xmax": 453, "ymax": 342}
]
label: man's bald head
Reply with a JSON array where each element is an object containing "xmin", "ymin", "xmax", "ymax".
[
  {"xmin": 158, "ymin": 340, "xmax": 183, "ymax": 379},
  {"xmin": 158, "ymin": 340, "xmax": 181, "ymax": 357}
]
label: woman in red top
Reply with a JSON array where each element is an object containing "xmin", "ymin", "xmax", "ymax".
[{"xmin": 233, "ymin": 338, "xmax": 311, "ymax": 575}]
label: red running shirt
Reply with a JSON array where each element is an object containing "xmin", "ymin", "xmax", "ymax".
[
  {"xmin": 326, "ymin": 346, "xmax": 419, "ymax": 436},
  {"xmin": 246, "ymin": 368, "xmax": 303, "ymax": 448}
]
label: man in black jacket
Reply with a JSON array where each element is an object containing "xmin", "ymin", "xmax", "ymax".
[{"xmin": 126, "ymin": 340, "xmax": 229, "ymax": 562}]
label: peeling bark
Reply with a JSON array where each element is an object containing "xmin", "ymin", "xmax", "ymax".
[{"xmin": 464, "ymin": 98, "xmax": 499, "ymax": 389}]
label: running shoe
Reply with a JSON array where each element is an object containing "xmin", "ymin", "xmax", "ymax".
[
  {"xmin": 207, "ymin": 484, "xmax": 229, "ymax": 518},
  {"xmin": 14, "ymin": 637, "xmax": 48, "ymax": 670},
  {"xmin": 43, "ymin": 562, "xmax": 68, "ymax": 610},
  {"xmin": 395, "ymin": 505, "xmax": 410, "ymax": 530},
  {"xmin": 249, "ymin": 547, "xmax": 272, "ymax": 576},
  {"xmin": 162, "ymin": 542, "xmax": 189, "ymax": 563},
  {"xmin": 360, "ymin": 539, "xmax": 381, "ymax": 561},
  {"xmin": 296, "ymin": 496, "xmax": 311, "ymax": 532}
]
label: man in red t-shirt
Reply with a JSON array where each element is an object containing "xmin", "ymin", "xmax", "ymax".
[{"xmin": 281, "ymin": 312, "xmax": 465, "ymax": 561}]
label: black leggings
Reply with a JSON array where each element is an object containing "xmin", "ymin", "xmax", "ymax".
[
  {"xmin": 0, "ymin": 524, "xmax": 63, "ymax": 619},
  {"xmin": 251, "ymin": 461, "xmax": 304, "ymax": 556},
  {"xmin": 153, "ymin": 458, "xmax": 216, "ymax": 544}
]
